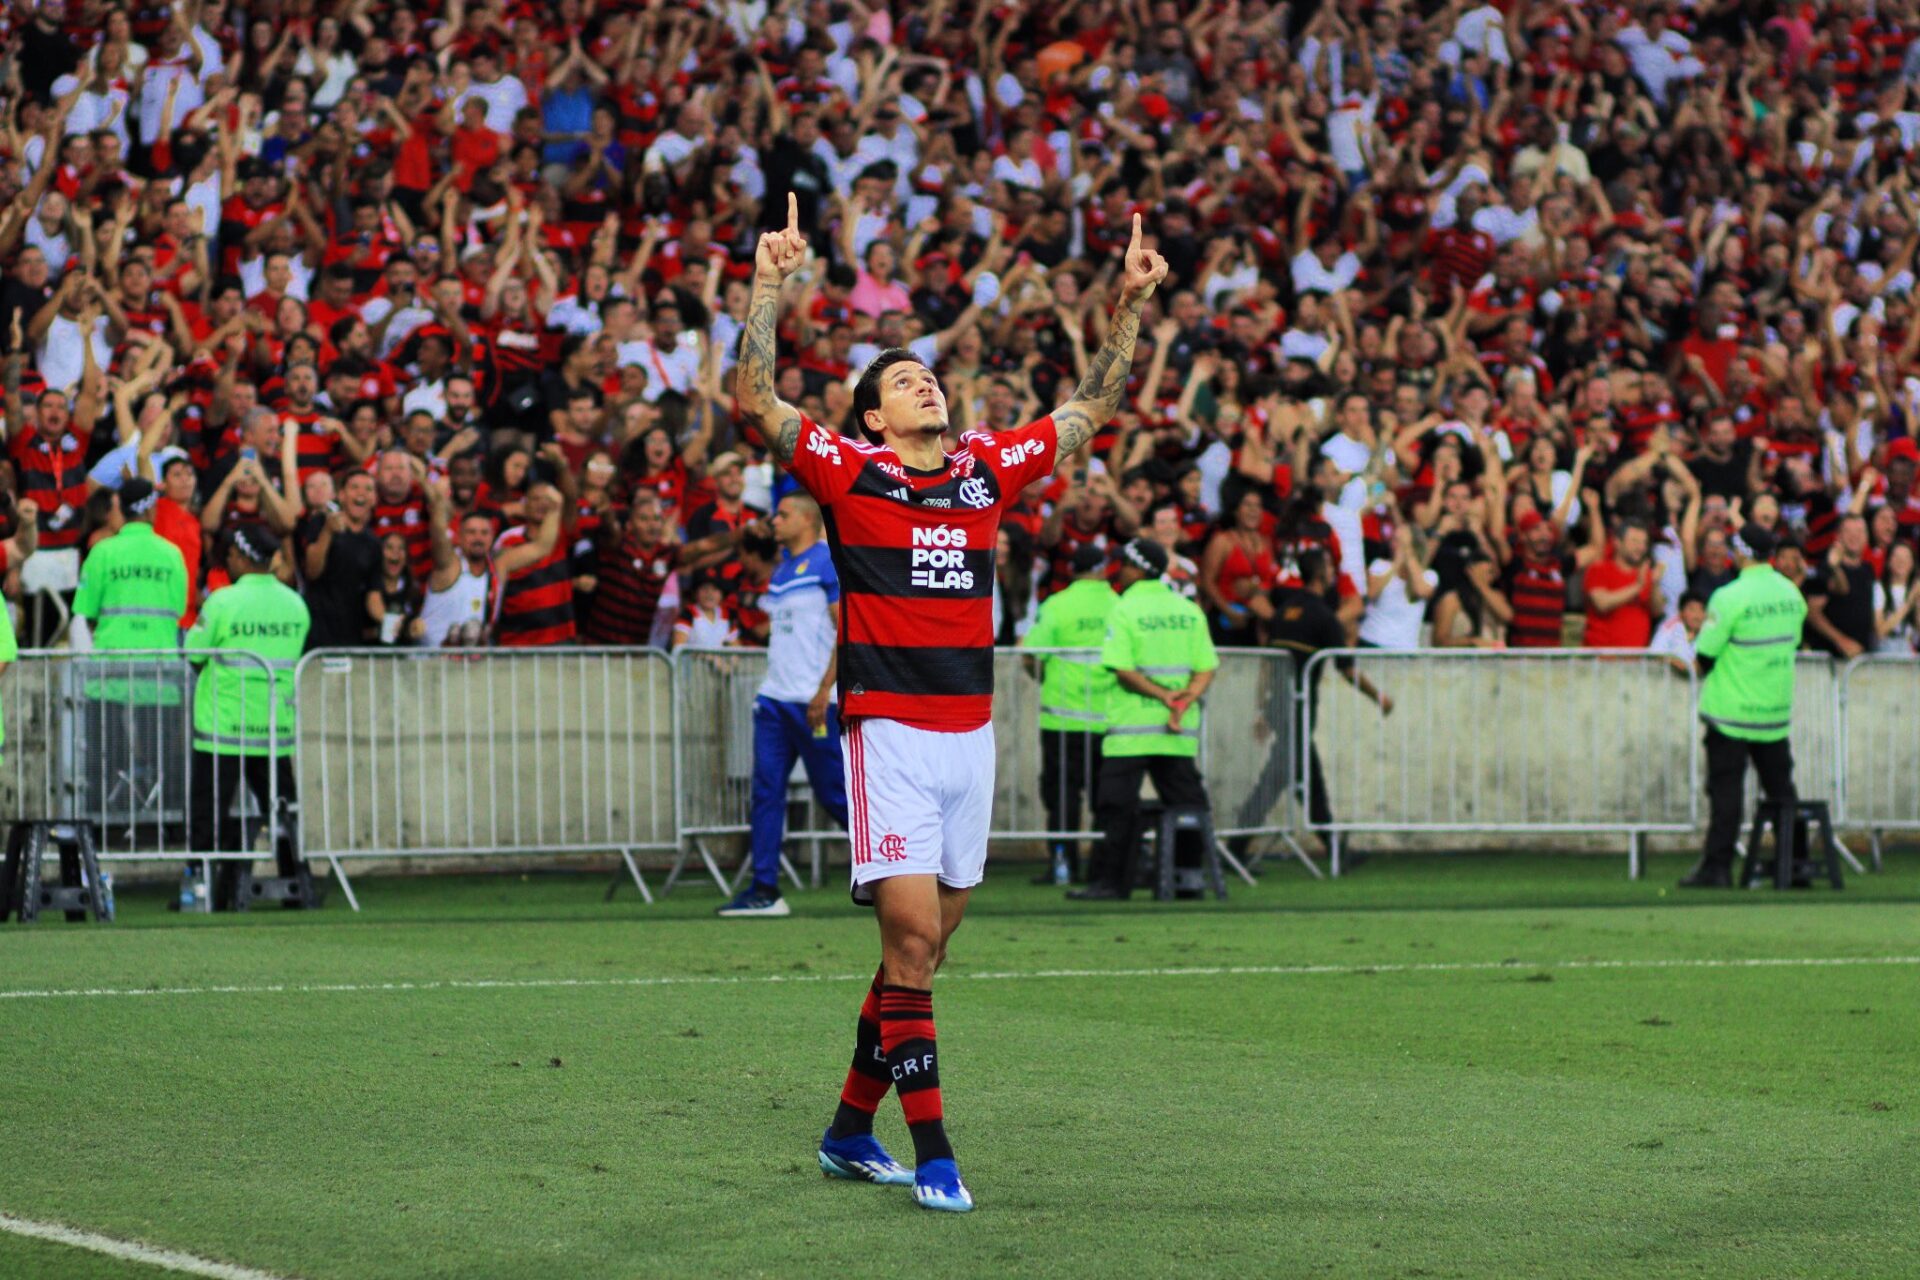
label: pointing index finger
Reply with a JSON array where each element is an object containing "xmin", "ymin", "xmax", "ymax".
[
  {"xmin": 787, "ymin": 192, "xmax": 799, "ymax": 236},
  {"xmin": 1129, "ymin": 212, "xmax": 1142, "ymax": 253}
]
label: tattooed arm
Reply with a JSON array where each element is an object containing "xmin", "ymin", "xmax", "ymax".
[
  {"xmin": 734, "ymin": 193, "xmax": 810, "ymax": 464},
  {"xmin": 1049, "ymin": 213, "xmax": 1170, "ymax": 469}
]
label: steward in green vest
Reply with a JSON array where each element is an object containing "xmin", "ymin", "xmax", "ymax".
[
  {"xmin": 1681, "ymin": 522, "xmax": 1808, "ymax": 889},
  {"xmin": 74, "ymin": 480, "xmax": 188, "ymax": 650},
  {"xmin": 1018, "ymin": 542, "xmax": 1116, "ymax": 883},
  {"xmin": 72, "ymin": 479, "xmax": 190, "ymax": 711},
  {"xmin": 184, "ymin": 526, "xmax": 319, "ymax": 910},
  {"xmin": 1071, "ymin": 539, "xmax": 1219, "ymax": 901}
]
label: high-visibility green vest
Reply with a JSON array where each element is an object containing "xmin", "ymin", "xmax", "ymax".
[
  {"xmin": 185, "ymin": 573, "xmax": 311, "ymax": 757},
  {"xmin": 1020, "ymin": 576, "xmax": 1117, "ymax": 731},
  {"xmin": 1695, "ymin": 563, "xmax": 1807, "ymax": 742},
  {"xmin": 74, "ymin": 522, "xmax": 188, "ymax": 649},
  {"xmin": 1100, "ymin": 577, "xmax": 1218, "ymax": 758},
  {"xmin": 0, "ymin": 601, "xmax": 15, "ymax": 765},
  {"xmin": 74, "ymin": 522, "xmax": 192, "ymax": 706}
]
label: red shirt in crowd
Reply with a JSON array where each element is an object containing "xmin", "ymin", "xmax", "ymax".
[{"xmin": 1581, "ymin": 557, "xmax": 1657, "ymax": 648}]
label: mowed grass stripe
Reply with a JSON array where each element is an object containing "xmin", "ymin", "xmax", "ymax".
[{"xmin": 1, "ymin": 953, "xmax": 1917, "ymax": 1001}]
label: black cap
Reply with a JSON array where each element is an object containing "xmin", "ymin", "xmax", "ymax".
[
  {"xmin": 118, "ymin": 478, "xmax": 157, "ymax": 518},
  {"xmin": 231, "ymin": 525, "xmax": 281, "ymax": 565},
  {"xmin": 1120, "ymin": 537, "xmax": 1169, "ymax": 576},
  {"xmin": 1070, "ymin": 543, "xmax": 1109, "ymax": 575},
  {"xmin": 1730, "ymin": 521, "xmax": 1777, "ymax": 561}
]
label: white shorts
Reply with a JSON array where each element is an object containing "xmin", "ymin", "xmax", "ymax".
[{"xmin": 843, "ymin": 717, "xmax": 995, "ymax": 904}]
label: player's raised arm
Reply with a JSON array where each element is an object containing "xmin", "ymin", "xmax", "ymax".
[
  {"xmin": 1050, "ymin": 213, "xmax": 1170, "ymax": 465},
  {"xmin": 735, "ymin": 193, "xmax": 811, "ymax": 464}
]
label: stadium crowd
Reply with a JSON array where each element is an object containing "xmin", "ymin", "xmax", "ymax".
[{"xmin": 2, "ymin": 0, "xmax": 1919, "ymax": 664}]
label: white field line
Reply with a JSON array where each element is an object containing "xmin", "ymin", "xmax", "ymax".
[
  {"xmin": 0, "ymin": 1211, "xmax": 297, "ymax": 1280},
  {"xmin": 0, "ymin": 954, "xmax": 1916, "ymax": 1002}
]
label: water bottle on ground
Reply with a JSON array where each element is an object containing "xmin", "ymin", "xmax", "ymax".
[
  {"xmin": 99, "ymin": 870, "xmax": 114, "ymax": 920},
  {"xmin": 1051, "ymin": 847, "xmax": 1070, "ymax": 884},
  {"xmin": 179, "ymin": 865, "xmax": 196, "ymax": 912}
]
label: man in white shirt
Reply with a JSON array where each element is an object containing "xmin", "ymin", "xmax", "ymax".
[
  {"xmin": 1614, "ymin": 12, "xmax": 1704, "ymax": 108},
  {"xmin": 1292, "ymin": 236, "xmax": 1364, "ymax": 296},
  {"xmin": 618, "ymin": 302, "xmax": 703, "ymax": 404},
  {"xmin": 241, "ymin": 248, "xmax": 314, "ymax": 302},
  {"xmin": 1471, "ymin": 173, "xmax": 1541, "ymax": 246},
  {"xmin": 719, "ymin": 494, "xmax": 845, "ymax": 918},
  {"xmin": 1649, "ymin": 591, "xmax": 1707, "ymax": 670},
  {"xmin": 459, "ymin": 46, "xmax": 529, "ymax": 134},
  {"xmin": 643, "ymin": 103, "xmax": 708, "ymax": 180}
]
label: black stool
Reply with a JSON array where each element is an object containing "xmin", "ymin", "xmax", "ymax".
[
  {"xmin": 1153, "ymin": 805, "xmax": 1226, "ymax": 902},
  {"xmin": 1741, "ymin": 799, "xmax": 1843, "ymax": 890},
  {"xmin": 2, "ymin": 822, "xmax": 112, "ymax": 924}
]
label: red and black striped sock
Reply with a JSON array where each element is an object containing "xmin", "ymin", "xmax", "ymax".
[
  {"xmin": 827, "ymin": 967, "xmax": 890, "ymax": 1140},
  {"xmin": 880, "ymin": 984, "xmax": 954, "ymax": 1166}
]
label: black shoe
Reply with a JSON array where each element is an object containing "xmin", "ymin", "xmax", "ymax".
[
  {"xmin": 1678, "ymin": 860, "xmax": 1733, "ymax": 889},
  {"xmin": 1067, "ymin": 884, "xmax": 1125, "ymax": 901}
]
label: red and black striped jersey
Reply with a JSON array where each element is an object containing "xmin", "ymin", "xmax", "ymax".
[
  {"xmin": 782, "ymin": 413, "xmax": 1059, "ymax": 732},
  {"xmin": 10, "ymin": 430, "xmax": 89, "ymax": 550},
  {"xmin": 493, "ymin": 526, "xmax": 575, "ymax": 647},
  {"xmin": 582, "ymin": 533, "xmax": 678, "ymax": 646},
  {"xmin": 371, "ymin": 496, "xmax": 434, "ymax": 582}
]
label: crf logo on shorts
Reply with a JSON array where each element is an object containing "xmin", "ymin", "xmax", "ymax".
[{"xmin": 878, "ymin": 833, "xmax": 908, "ymax": 861}]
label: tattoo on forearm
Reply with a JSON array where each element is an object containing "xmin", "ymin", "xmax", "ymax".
[
  {"xmin": 737, "ymin": 278, "xmax": 799, "ymax": 461},
  {"xmin": 1054, "ymin": 299, "xmax": 1143, "ymax": 457}
]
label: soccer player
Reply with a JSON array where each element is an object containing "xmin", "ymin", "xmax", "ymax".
[{"xmin": 736, "ymin": 194, "xmax": 1167, "ymax": 1212}]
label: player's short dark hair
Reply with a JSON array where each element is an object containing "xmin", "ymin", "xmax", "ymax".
[
  {"xmin": 1678, "ymin": 591, "xmax": 1706, "ymax": 611},
  {"xmin": 1295, "ymin": 548, "xmax": 1330, "ymax": 587},
  {"xmin": 849, "ymin": 348, "xmax": 921, "ymax": 444}
]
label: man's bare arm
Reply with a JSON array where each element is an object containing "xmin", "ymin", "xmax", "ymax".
[
  {"xmin": 734, "ymin": 193, "xmax": 810, "ymax": 464},
  {"xmin": 1051, "ymin": 213, "xmax": 1168, "ymax": 466}
]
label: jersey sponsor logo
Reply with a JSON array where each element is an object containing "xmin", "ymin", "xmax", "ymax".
[
  {"xmin": 919, "ymin": 496, "xmax": 951, "ymax": 508},
  {"xmin": 952, "ymin": 454, "xmax": 976, "ymax": 477},
  {"xmin": 886, "ymin": 487, "xmax": 911, "ymax": 501},
  {"xmin": 957, "ymin": 477, "xmax": 993, "ymax": 509},
  {"xmin": 874, "ymin": 460, "xmax": 906, "ymax": 479},
  {"xmin": 910, "ymin": 525, "xmax": 968, "ymax": 549},
  {"xmin": 999, "ymin": 439, "xmax": 1046, "ymax": 468},
  {"xmin": 878, "ymin": 832, "xmax": 908, "ymax": 862},
  {"xmin": 908, "ymin": 528, "xmax": 975, "ymax": 589},
  {"xmin": 807, "ymin": 431, "xmax": 842, "ymax": 464}
]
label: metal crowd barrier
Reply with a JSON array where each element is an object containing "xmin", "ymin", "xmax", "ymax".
[
  {"xmin": 9, "ymin": 642, "xmax": 1912, "ymax": 916},
  {"xmin": 1838, "ymin": 655, "xmax": 1920, "ymax": 866},
  {"xmin": 1, "ymin": 648, "xmax": 286, "ymax": 916},
  {"xmin": 669, "ymin": 645, "xmax": 847, "ymax": 895},
  {"xmin": 293, "ymin": 647, "xmax": 676, "ymax": 906},
  {"xmin": 1300, "ymin": 649, "xmax": 1700, "ymax": 877},
  {"xmin": 670, "ymin": 646, "xmax": 1302, "ymax": 893}
]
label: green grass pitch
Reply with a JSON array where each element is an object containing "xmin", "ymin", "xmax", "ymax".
[{"xmin": 2, "ymin": 852, "xmax": 1917, "ymax": 1279}]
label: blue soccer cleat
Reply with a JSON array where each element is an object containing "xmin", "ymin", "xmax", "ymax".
[
  {"xmin": 716, "ymin": 888, "xmax": 790, "ymax": 918},
  {"xmin": 912, "ymin": 1158, "xmax": 974, "ymax": 1212},
  {"xmin": 817, "ymin": 1130, "xmax": 914, "ymax": 1185}
]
